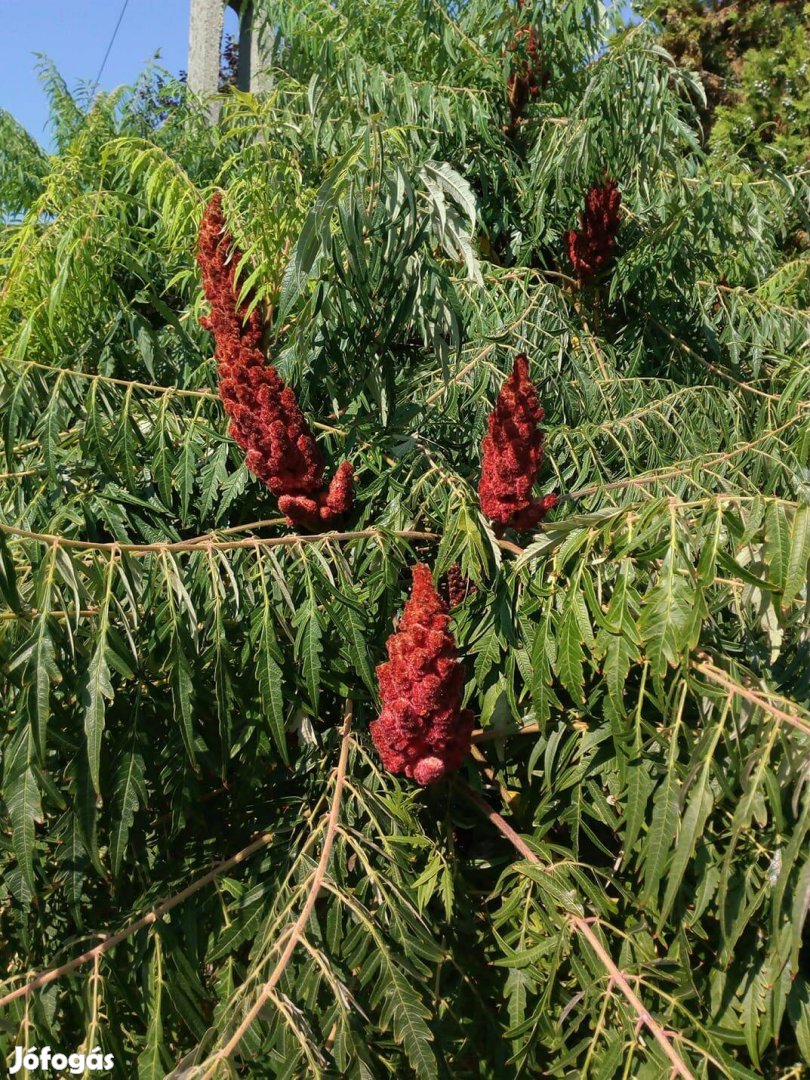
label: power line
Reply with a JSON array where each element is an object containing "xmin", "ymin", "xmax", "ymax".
[{"xmin": 94, "ymin": 0, "xmax": 132, "ymax": 86}]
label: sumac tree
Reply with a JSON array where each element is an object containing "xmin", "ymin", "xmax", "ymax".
[{"xmin": 0, "ymin": 1, "xmax": 809, "ymax": 1077}]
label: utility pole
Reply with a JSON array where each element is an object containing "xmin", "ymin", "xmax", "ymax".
[{"xmin": 187, "ymin": 0, "xmax": 270, "ymax": 119}]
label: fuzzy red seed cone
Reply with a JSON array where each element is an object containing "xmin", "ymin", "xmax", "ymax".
[
  {"xmin": 197, "ymin": 195, "xmax": 353, "ymax": 523},
  {"xmin": 565, "ymin": 180, "xmax": 622, "ymax": 282},
  {"xmin": 278, "ymin": 461, "xmax": 355, "ymax": 529},
  {"xmin": 370, "ymin": 564, "xmax": 473, "ymax": 786},
  {"xmin": 324, "ymin": 461, "xmax": 354, "ymax": 517},
  {"xmin": 478, "ymin": 355, "xmax": 556, "ymax": 533}
]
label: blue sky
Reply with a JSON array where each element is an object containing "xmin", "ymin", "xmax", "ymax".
[{"xmin": 0, "ymin": 0, "xmax": 240, "ymax": 145}]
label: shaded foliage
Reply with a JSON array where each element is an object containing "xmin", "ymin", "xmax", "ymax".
[{"xmin": 644, "ymin": 0, "xmax": 810, "ymax": 169}]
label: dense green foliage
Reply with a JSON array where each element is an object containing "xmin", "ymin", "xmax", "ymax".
[
  {"xmin": 646, "ymin": 0, "xmax": 810, "ymax": 170},
  {"xmin": 1, "ymin": 2, "xmax": 809, "ymax": 1076}
]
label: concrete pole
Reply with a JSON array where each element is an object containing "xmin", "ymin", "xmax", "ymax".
[
  {"xmin": 187, "ymin": 0, "xmax": 226, "ymax": 119},
  {"xmin": 244, "ymin": 3, "xmax": 275, "ymax": 95},
  {"xmin": 188, "ymin": 0, "xmax": 271, "ymax": 119}
]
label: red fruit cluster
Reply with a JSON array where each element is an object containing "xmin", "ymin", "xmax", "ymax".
[
  {"xmin": 276, "ymin": 462, "xmax": 354, "ymax": 530},
  {"xmin": 197, "ymin": 195, "xmax": 353, "ymax": 528},
  {"xmin": 479, "ymin": 355, "xmax": 557, "ymax": 533},
  {"xmin": 565, "ymin": 180, "xmax": 622, "ymax": 282},
  {"xmin": 370, "ymin": 564, "xmax": 474, "ymax": 786},
  {"xmin": 442, "ymin": 564, "xmax": 477, "ymax": 608},
  {"xmin": 506, "ymin": 1, "xmax": 549, "ymax": 124}
]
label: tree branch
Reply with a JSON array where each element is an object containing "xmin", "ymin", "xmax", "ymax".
[
  {"xmin": 471, "ymin": 722, "xmax": 540, "ymax": 743},
  {"xmin": 642, "ymin": 313, "xmax": 781, "ymax": 402},
  {"xmin": 566, "ymin": 417, "xmax": 803, "ymax": 502},
  {"xmin": 0, "ymin": 522, "xmax": 440, "ymax": 555},
  {"xmin": 0, "ymin": 831, "xmax": 275, "ymax": 1008},
  {"xmin": 203, "ymin": 700, "xmax": 354, "ymax": 1075},
  {"xmin": 0, "ymin": 356, "xmax": 345, "ymax": 432},
  {"xmin": 458, "ymin": 780, "xmax": 695, "ymax": 1080},
  {"xmin": 693, "ymin": 659, "xmax": 810, "ymax": 739},
  {"xmin": 2, "ymin": 355, "xmax": 217, "ymax": 399}
]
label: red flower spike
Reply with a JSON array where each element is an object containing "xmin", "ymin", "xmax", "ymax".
[
  {"xmin": 443, "ymin": 564, "xmax": 477, "ymax": 608},
  {"xmin": 564, "ymin": 180, "xmax": 622, "ymax": 282},
  {"xmin": 370, "ymin": 564, "xmax": 474, "ymax": 786},
  {"xmin": 197, "ymin": 195, "xmax": 353, "ymax": 527},
  {"xmin": 506, "ymin": 17, "xmax": 550, "ymax": 125},
  {"xmin": 478, "ymin": 355, "xmax": 556, "ymax": 533}
]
